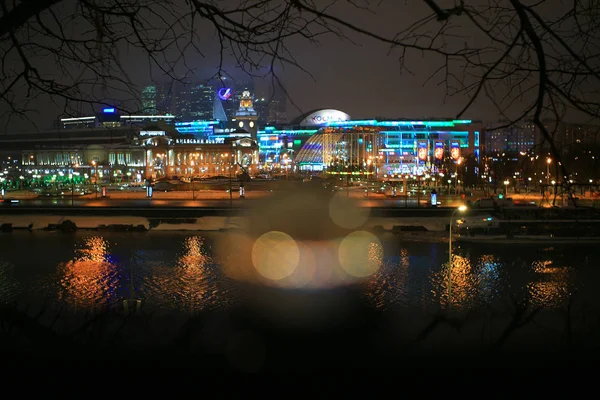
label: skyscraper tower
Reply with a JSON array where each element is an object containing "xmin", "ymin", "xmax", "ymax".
[
  {"xmin": 176, "ymin": 82, "xmax": 214, "ymax": 120},
  {"xmin": 141, "ymin": 85, "xmax": 157, "ymax": 114},
  {"xmin": 141, "ymin": 83, "xmax": 174, "ymax": 115},
  {"xmin": 267, "ymin": 83, "xmax": 287, "ymax": 124}
]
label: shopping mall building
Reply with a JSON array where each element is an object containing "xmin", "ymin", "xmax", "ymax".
[{"xmin": 257, "ymin": 109, "xmax": 483, "ymax": 177}]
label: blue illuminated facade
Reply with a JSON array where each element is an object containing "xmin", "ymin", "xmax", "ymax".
[
  {"xmin": 168, "ymin": 113, "xmax": 482, "ymax": 177},
  {"xmin": 174, "ymin": 120, "xmax": 220, "ymax": 136},
  {"xmin": 256, "ymin": 118, "xmax": 482, "ymax": 176}
]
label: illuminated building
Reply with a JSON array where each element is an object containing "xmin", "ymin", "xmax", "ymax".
[
  {"xmin": 294, "ymin": 126, "xmax": 383, "ymax": 175},
  {"xmin": 232, "ymin": 90, "xmax": 258, "ymax": 140},
  {"xmin": 141, "ymin": 83, "xmax": 174, "ymax": 114},
  {"xmin": 175, "ymin": 83, "xmax": 214, "ymax": 120},
  {"xmin": 60, "ymin": 116, "xmax": 98, "ymax": 130},
  {"xmin": 174, "ymin": 120, "xmax": 220, "ymax": 137},
  {"xmin": 119, "ymin": 114, "xmax": 175, "ymax": 126},
  {"xmin": 256, "ymin": 108, "xmax": 482, "ymax": 177},
  {"xmin": 483, "ymin": 120, "xmax": 537, "ymax": 154},
  {"xmin": 60, "ymin": 109, "xmax": 176, "ymax": 130},
  {"xmin": 0, "ymin": 126, "xmax": 258, "ymax": 182}
]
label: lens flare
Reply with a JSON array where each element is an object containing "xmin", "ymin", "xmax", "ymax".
[
  {"xmin": 252, "ymin": 231, "xmax": 299, "ymax": 280},
  {"xmin": 328, "ymin": 192, "xmax": 370, "ymax": 229},
  {"xmin": 338, "ymin": 231, "xmax": 382, "ymax": 277}
]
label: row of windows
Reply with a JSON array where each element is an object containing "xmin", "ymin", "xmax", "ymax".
[{"xmin": 23, "ymin": 152, "xmax": 83, "ymax": 166}]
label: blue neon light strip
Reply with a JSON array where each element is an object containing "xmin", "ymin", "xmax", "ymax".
[
  {"xmin": 326, "ymin": 119, "xmax": 472, "ymax": 127},
  {"xmin": 175, "ymin": 120, "xmax": 219, "ymax": 127}
]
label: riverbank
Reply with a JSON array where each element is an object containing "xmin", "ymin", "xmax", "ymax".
[
  {"xmin": 0, "ymin": 214, "xmax": 450, "ymax": 236},
  {"xmin": 5, "ymin": 187, "xmax": 599, "ymax": 207}
]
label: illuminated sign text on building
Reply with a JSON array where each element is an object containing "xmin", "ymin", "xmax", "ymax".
[{"xmin": 299, "ymin": 109, "xmax": 351, "ymax": 126}]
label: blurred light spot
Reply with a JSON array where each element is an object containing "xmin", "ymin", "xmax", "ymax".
[
  {"xmin": 328, "ymin": 192, "xmax": 370, "ymax": 229},
  {"xmin": 285, "ymin": 241, "xmax": 318, "ymax": 287},
  {"xmin": 217, "ymin": 231, "xmax": 254, "ymax": 281},
  {"xmin": 338, "ymin": 231, "xmax": 382, "ymax": 277},
  {"xmin": 252, "ymin": 231, "xmax": 299, "ymax": 280}
]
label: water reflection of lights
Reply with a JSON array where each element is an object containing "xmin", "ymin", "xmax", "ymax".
[
  {"xmin": 431, "ymin": 254, "xmax": 502, "ymax": 311},
  {"xmin": 363, "ymin": 248, "xmax": 410, "ymax": 310},
  {"xmin": 338, "ymin": 231, "xmax": 382, "ymax": 277},
  {"xmin": 144, "ymin": 236, "xmax": 231, "ymax": 313},
  {"xmin": 527, "ymin": 260, "xmax": 573, "ymax": 307},
  {"xmin": 57, "ymin": 236, "xmax": 119, "ymax": 310}
]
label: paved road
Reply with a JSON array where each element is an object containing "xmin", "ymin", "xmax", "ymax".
[{"xmin": 0, "ymin": 200, "xmax": 457, "ymax": 218}]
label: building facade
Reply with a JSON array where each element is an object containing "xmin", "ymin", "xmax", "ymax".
[
  {"xmin": 256, "ymin": 109, "xmax": 482, "ymax": 178},
  {"xmin": 0, "ymin": 126, "xmax": 259, "ymax": 183}
]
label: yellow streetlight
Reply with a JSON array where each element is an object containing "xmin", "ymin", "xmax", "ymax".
[
  {"xmin": 448, "ymin": 205, "xmax": 467, "ymax": 308},
  {"xmin": 91, "ymin": 160, "xmax": 98, "ymax": 199}
]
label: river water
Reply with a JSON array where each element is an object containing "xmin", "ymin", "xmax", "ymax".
[{"xmin": 1, "ymin": 230, "xmax": 599, "ymax": 368}]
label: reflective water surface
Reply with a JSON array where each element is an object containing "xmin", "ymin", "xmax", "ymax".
[{"xmin": 0, "ymin": 230, "xmax": 596, "ymax": 316}]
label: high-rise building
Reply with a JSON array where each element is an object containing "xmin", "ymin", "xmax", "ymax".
[
  {"xmin": 267, "ymin": 83, "xmax": 287, "ymax": 125},
  {"xmin": 141, "ymin": 86, "xmax": 157, "ymax": 114},
  {"xmin": 175, "ymin": 82, "xmax": 214, "ymax": 120},
  {"xmin": 141, "ymin": 83, "xmax": 175, "ymax": 115},
  {"xmin": 253, "ymin": 97, "xmax": 268, "ymax": 125},
  {"xmin": 209, "ymin": 76, "xmax": 236, "ymax": 121}
]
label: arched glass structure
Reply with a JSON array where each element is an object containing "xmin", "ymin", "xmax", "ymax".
[{"xmin": 295, "ymin": 126, "xmax": 383, "ymax": 173}]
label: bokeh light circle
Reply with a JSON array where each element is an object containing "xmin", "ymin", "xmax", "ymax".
[
  {"xmin": 338, "ymin": 230, "xmax": 383, "ymax": 277},
  {"xmin": 252, "ymin": 231, "xmax": 300, "ymax": 280},
  {"xmin": 328, "ymin": 192, "xmax": 370, "ymax": 229}
]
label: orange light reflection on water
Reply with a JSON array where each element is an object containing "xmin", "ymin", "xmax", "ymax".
[
  {"xmin": 57, "ymin": 236, "xmax": 119, "ymax": 310},
  {"xmin": 363, "ymin": 248, "xmax": 410, "ymax": 310},
  {"xmin": 430, "ymin": 253, "xmax": 502, "ymax": 311},
  {"xmin": 527, "ymin": 260, "xmax": 573, "ymax": 307},
  {"xmin": 143, "ymin": 236, "xmax": 230, "ymax": 313}
]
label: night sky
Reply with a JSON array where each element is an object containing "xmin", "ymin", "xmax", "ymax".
[{"xmin": 0, "ymin": 0, "xmax": 577, "ymax": 132}]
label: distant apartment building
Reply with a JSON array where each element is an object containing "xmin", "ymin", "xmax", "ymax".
[
  {"xmin": 542, "ymin": 120, "xmax": 600, "ymax": 149},
  {"xmin": 483, "ymin": 120, "xmax": 538, "ymax": 155},
  {"xmin": 483, "ymin": 119, "xmax": 600, "ymax": 157}
]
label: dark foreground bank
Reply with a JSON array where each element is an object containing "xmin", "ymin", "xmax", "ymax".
[{"xmin": 2, "ymin": 283, "xmax": 599, "ymax": 372}]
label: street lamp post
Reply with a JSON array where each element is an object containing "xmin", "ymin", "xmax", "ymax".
[
  {"xmin": 92, "ymin": 160, "xmax": 98, "ymax": 199},
  {"xmin": 546, "ymin": 157, "xmax": 551, "ymax": 192},
  {"xmin": 454, "ymin": 158, "xmax": 462, "ymax": 198},
  {"xmin": 448, "ymin": 205, "xmax": 467, "ymax": 308}
]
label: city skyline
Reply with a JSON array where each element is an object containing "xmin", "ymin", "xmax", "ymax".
[{"xmin": 4, "ymin": 1, "xmax": 592, "ymax": 135}]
